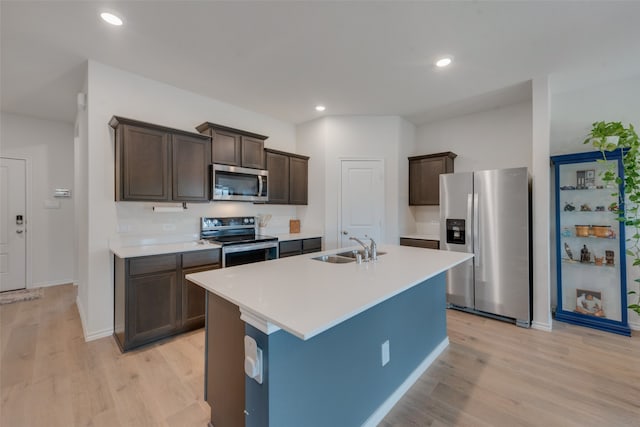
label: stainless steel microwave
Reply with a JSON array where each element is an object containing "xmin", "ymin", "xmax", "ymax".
[{"xmin": 211, "ymin": 164, "xmax": 268, "ymax": 202}]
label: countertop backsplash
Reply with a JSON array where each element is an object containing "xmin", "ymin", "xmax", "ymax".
[{"xmin": 113, "ymin": 201, "xmax": 304, "ymax": 246}]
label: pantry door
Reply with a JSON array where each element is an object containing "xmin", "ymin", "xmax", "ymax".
[
  {"xmin": 339, "ymin": 159, "xmax": 384, "ymax": 248},
  {"xmin": 0, "ymin": 157, "xmax": 27, "ymax": 292}
]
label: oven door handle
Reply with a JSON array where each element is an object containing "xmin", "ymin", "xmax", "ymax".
[{"xmin": 223, "ymin": 241, "xmax": 279, "ymax": 254}]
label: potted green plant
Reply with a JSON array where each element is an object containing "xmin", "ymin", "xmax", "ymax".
[{"xmin": 584, "ymin": 121, "xmax": 640, "ymax": 317}]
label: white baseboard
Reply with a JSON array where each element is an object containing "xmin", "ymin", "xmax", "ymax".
[
  {"xmin": 361, "ymin": 337, "xmax": 449, "ymax": 427},
  {"xmin": 85, "ymin": 327, "xmax": 114, "ymax": 342},
  {"xmin": 629, "ymin": 319, "xmax": 640, "ymax": 331},
  {"xmin": 75, "ymin": 295, "xmax": 113, "ymax": 342},
  {"xmin": 76, "ymin": 295, "xmax": 89, "ymax": 340},
  {"xmin": 31, "ymin": 279, "xmax": 74, "ymax": 288},
  {"xmin": 75, "ymin": 295, "xmax": 114, "ymax": 342},
  {"xmin": 531, "ymin": 321, "xmax": 553, "ymax": 332}
]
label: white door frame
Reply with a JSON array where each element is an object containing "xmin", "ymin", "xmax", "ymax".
[
  {"xmin": 337, "ymin": 157, "xmax": 385, "ymax": 247},
  {"xmin": 0, "ymin": 156, "xmax": 32, "ymax": 290}
]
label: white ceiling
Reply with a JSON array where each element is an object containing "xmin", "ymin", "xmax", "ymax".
[{"xmin": 2, "ymin": 1, "xmax": 640, "ymax": 126}]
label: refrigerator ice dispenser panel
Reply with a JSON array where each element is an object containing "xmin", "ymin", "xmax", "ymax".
[{"xmin": 446, "ymin": 219, "xmax": 466, "ymax": 245}]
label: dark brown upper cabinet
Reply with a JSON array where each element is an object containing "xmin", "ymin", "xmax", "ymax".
[
  {"xmin": 111, "ymin": 116, "xmax": 211, "ymax": 202},
  {"xmin": 408, "ymin": 152, "xmax": 456, "ymax": 206},
  {"xmin": 196, "ymin": 122, "xmax": 267, "ymax": 169},
  {"xmin": 265, "ymin": 148, "xmax": 309, "ymax": 205}
]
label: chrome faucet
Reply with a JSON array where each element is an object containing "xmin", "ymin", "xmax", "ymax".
[
  {"xmin": 349, "ymin": 235, "xmax": 378, "ymax": 261},
  {"xmin": 349, "ymin": 236, "xmax": 370, "ymax": 261},
  {"xmin": 366, "ymin": 235, "xmax": 378, "ymax": 261}
]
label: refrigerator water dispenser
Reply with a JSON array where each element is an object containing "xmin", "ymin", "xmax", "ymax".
[{"xmin": 446, "ymin": 219, "xmax": 466, "ymax": 245}]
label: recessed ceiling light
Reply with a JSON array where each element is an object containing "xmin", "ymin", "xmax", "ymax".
[
  {"xmin": 315, "ymin": 105, "xmax": 326, "ymax": 112},
  {"xmin": 100, "ymin": 12, "xmax": 123, "ymax": 26},
  {"xmin": 435, "ymin": 56, "xmax": 453, "ymax": 68}
]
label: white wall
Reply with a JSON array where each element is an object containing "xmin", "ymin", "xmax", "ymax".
[
  {"xmin": 531, "ymin": 76, "xmax": 552, "ymax": 331},
  {"xmin": 75, "ymin": 71, "xmax": 89, "ymax": 332},
  {"xmin": 1, "ymin": 112, "xmax": 75, "ymax": 288},
  {"xmin": 297, "ymin": 115, "xmax": 414, "ymax": 250},
  {"xmin": 81, "ymin": 60, "xmax": 298, "ymax": 340},
  {"xmin": 550, "ymin": 72, "xmax": 640, "ymax": 330},
  {"xmin": 412, "ymin": 101, "xmax": 533, "ymax": 230}
]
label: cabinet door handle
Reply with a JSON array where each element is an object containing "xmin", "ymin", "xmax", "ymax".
[
  {"xmin": 342, "ymin": 230, "xmax": 348, "ymax": 235},
  {"xmin": 16, "ymin": 229, "xmax": 24, "ymax": 234}
]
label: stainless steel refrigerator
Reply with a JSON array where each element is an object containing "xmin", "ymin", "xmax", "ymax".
[{"xmin": 439, "ymin": 167, "xmax": 531, "ymax": 327}]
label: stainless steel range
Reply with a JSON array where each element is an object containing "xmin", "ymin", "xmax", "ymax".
[{"xmin": 200, "ymin": 217, "xmax": 278, "ymax": 267}]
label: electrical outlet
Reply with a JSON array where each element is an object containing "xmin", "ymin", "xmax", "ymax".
[{"xmin": 381, "ymin": 340, "xmax": 390, "ymax": 366}]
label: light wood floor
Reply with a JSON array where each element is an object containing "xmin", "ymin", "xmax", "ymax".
[{"xmin": 1, "ymin": 284, "xmax": 639, "ymax": 426}]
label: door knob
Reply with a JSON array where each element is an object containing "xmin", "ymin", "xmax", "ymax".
[
  {"xmin": 16, "ymin": 230, "xmax": 24, "ymax": 234},
  {"xmin": 342, "ymin": 230, "xmax": 348, "ymax": 235}
]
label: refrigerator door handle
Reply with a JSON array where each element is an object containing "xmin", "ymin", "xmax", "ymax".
[
  {"xmin": 466, "ymin": 193, "xmax": 473, "ymax": 251},
  {"xmin": 473, "ymin": 193, "xmax": 479, "ymax": 268}
]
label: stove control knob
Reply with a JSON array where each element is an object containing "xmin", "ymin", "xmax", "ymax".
[
  {"xmin": 243, "ymin": 218, "xmax": 249, "ymax": 224},
  {"xmin": 249, "ymin": 218, "xmax": 255, "ymax": 224}
]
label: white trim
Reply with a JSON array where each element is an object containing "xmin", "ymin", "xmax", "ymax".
[
  {"xmin": 361, "ymin": 337, "xmax": 450, "ymax": 427},
  {"xmin": 240, "ymin": 308, "xmax": 281, "ymax": 335},
  {"xmin": 32, "ymin": 279, "xmax": 74, "ymax": 288},
  {"xmin": 76, "ymin": 294, "xmax": 88, "ymax": 339},
  {"xmin": 629, "ymin": 319, "xmax": 640, "ymax": 331},
  {"xmin": 85, "ymin": 327, "xmax": 113, "ymax": 342},
  {"xmin": 76, "ymin": 294, "xmax": 113, "ymax": 342},
  {"xmin": 531, "ymin": 320, "xmax": 553, "ymax": 332}
]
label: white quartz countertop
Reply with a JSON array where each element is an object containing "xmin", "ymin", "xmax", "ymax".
[
  {"xmin": 400, "ymin": 234, "xmax": 440, "ymax": 241},
  {"xmin": 273, "ymin": 232, "xmax": 323, "ymax": 242},
  {"xmin": 187, "ymin": 245, "xmax": 472, "ymax": 340},
  {"xmin": 110, "ymin": 241, "xmax": 222, "ymax": 258}
]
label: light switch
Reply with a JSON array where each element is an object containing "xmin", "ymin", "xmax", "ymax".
[{"xmin": 244, "ymin": 335, "xmax": 263, "ymax": 384}]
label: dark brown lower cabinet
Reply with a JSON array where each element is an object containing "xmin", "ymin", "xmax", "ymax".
[
  {"xmin": 279, "ymin": 237, "xmax": 322, "ymax": 258},
  {"xmin": 399, "ymin": 237, "xmax": 439, "ymax": 249},
  {"xmin": 114, "ymin": 248, "xmax": 221, "ymax": 352},
  {"xmin": 128, "ymin": 270, "xmax": 179, "ymax": 346},
  {"xmin": 181, "ymin": 265, "xmax": 210, "ymax": 330}
]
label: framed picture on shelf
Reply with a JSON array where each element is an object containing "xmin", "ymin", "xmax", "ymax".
[
  {"xmin": 585, "ymin": 169, "xmax": 596, "ymax": 188},
  {"xmin": 576, "ymin": 170, "xmax": 585, "ymax": 189},
  {"xmin": 574, "ymin": 289, "xmax": 605, "ymax": 318}
]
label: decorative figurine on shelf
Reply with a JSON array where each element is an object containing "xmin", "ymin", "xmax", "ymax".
[
  {"xmin": 564, "ymin": 202, "xmax": 576, "ymax": 212},
  {"xmin": 605, "ymin": 250, "xmax": 615, "ymax": 266},
  {"xmin": 564, "ymin": 242, "xmax": 574, "ymax": 260},
  {"xmin": 595, "ymin": 205, "xmax": 605, "ymax": 212},
  {"xmin": 580, "ymin": 244, "xmax": 591, "ymax": 263},
  {"xmin": 574, "ymin": 290, "xmax": 605, "ymax": 317},
  {"xmin": 594, "ymin": 255, "xmax": 604, "ymax": 266},
  {"xmin": 580, "ymin": 203, "xmax": 592, "ymax": 211}
]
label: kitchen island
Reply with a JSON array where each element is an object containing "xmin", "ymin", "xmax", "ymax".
[{"xmin": 187, "ymin": 244, "xmax": 472, "ymax": 427}]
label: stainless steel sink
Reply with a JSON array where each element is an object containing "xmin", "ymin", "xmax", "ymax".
[
  {"xmin": 335, "ymin": 250, "xmax": 387, "ymax": 259},
  {"xmin": 311, "ymin": 255, "xmax": 355, "ymax": 264}
]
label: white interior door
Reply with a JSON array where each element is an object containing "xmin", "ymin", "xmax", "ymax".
[
  {"xmin": 1, "ymin": 158, "xmax": 27, "ymax": 292},
  {"xmin": 339, "ymin": 160, "xmax": 384, "ymax": 248}
]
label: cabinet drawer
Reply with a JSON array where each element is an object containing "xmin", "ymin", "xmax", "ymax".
[
  {"xmin": 279, "ymin": 240, "xmax": 302, "ymax": 257},
  {"xmin": 183, "ymin": 249, "xmax": 221, "ymax": 268},
  {"xmin": 302, "ymin": 238, "xmax": 322, "ymax": 253},
  {"xmin": 400, "ymin": 238, "xmax": 439, "ymax": 249},
  {"xmin": 129, "ymin": 254, "xmax": 178, "ymax": 276}
]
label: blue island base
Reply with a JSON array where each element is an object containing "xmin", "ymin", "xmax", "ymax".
[{"xmin": 244, "ymin": 272, "xmax": 448, "ymax": 427}]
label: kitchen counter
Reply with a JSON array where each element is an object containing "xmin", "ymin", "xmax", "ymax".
[
  {"xmin": 271, "ymin": 232, "xmax": 323, "ymax": 242},
  {"xmin": 400, "ymin": 233, "xmax": 440, "ymax": 241},
  {"xmin": 109, "ymin": 240, "xmax": 221, "ymax": 258},
  {"xmin": 187, "ymin": 244, "xmax": 471, "ymax": 340}
]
